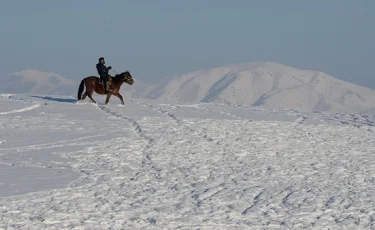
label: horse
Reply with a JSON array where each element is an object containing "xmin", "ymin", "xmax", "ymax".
[{"xmin": 77, "ymin": 71, "xmax": 134, "ymax": 105}]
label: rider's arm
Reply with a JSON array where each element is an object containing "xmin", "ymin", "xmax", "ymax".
[{"xmin": 97, "ymin": 64, "xmax": 107, "ymax": 74}]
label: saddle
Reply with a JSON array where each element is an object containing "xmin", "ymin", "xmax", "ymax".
[
  {"xmin": 98, "ymin": 77, "xmax": 112, "ymax": 93},
  {"xmin": 98, "ymin": 77, "xmax": 112, "ymax": 85}
]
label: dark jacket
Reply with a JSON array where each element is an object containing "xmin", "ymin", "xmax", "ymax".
[{"xmin": 96, "ymin": 62, "xmax": 110, "ymax": 79}]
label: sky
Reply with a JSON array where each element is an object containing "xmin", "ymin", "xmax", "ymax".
[{"xmin": 0, "ymin": 0, "xmax": 374, "ymax": 88}]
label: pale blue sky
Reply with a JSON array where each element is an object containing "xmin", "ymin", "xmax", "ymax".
[{"xmin": 0, "ymin": 0, "xmax": 374, "ymax": 87}]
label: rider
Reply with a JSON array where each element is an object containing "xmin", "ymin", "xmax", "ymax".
[{"xmin": 96, "ymin": 57, "xmax": 112, "ymax": 94}]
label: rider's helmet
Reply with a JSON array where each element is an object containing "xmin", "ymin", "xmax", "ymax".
[{"xmin": 99, "ymin": 57, "xmax": 104, "ymax": 61}]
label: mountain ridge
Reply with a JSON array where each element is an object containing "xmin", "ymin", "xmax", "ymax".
[
  {"xmin": 136, "ymin": 62, "xmax": 375, "ymax": 113},
  {"xmin": 2, "ymin": 62, "xmax": 375, "ymax": 113}
]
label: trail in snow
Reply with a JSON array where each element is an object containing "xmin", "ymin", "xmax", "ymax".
[
  {"xmin": 96, "ymin": 104, "xmax": 152, "ymax": 142},
  {"xmin": 1, "ymin": 95, "xmax": 375, "ymax": 229},
  {"xmin": 131, "ymin": 99, "xmax": 218, "ymax": 144},
  {"xmin": 95, "ymin": 103, "xmax": 160, "ymax": 180}
]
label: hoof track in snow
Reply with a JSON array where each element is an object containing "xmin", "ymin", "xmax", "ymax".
[
  {"xmin": 96, "ymin": 104, "xmax": 152, "ymax": 142},
  {"xmin": 131, "ymin": 100, "xmax": 219, "ymax": 144}
]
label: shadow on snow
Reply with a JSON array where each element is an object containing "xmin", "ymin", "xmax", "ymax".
[{"xmin": 31, "ymin": 96, "xmax": 77, "ymax": 103}]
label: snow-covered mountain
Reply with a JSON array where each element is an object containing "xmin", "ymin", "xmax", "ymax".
[
  {"xmin": 3, "ymin": 63, "xmax": 375, "ymax": 113},
  {"xmin": 0, "ymin": 69, "xmax": 76, "ymax": 95},
  {"xmin": 138, "ymin": 62, "xmax": 375, "ymax": 113}
]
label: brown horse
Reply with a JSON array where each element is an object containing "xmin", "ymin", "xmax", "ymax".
[{"xmin": 77, "ymin": 71, "xmax": 134, "ymax": 105}]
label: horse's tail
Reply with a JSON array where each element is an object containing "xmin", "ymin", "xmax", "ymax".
[{"xmin": 77, "ymin": 79, "xmax": 85, "ymax": 100}]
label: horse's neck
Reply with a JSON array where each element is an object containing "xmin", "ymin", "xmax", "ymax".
[{"xmin": 112, "ymin": 77, "xmax": 124, "ymax": 86}]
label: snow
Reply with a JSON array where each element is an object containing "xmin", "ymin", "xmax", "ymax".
[
  {"xmin": 138, "ymin": 62, "xmax": 375, "ymax": 113},
  {"xmin": 1, "ymin": 94, "xmax": 375, "ymax": 229}
]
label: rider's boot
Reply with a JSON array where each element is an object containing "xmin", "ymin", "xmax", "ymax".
[{"xmin": 103, "ymin": 81, "xmax": 108, "ymax": 94}]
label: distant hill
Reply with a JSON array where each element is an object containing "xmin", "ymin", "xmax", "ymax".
[
  {"xmin": 0, "ymin": 70, "xmax": 76, "ymax": 95},
  {"xmin": 3, "ymin": 63, "xmax": 375, "ymax": 113},
  {"xmin": 136, "ymin": 62, "xmax": 375, "ymax": 113}
]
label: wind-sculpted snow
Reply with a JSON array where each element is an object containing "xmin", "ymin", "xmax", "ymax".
[
  {"xmin": 1, "ymin": 95, "xmax": 375, "ymax": 229},
  {"xmin": 0, "ymin": 104, "xmax": 41, "ymax": 115}
]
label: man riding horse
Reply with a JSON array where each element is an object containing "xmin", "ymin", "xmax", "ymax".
[
  {"xmin": 96, "ymin": 57, "xmax": 112, "ymax": 94},
  {"xmin": 78, "ymin": 60, "xmax": 134, "ymax": 104}
]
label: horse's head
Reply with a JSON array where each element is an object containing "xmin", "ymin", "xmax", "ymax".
[{"xmin": 120, "ymin": 71, "xmax": 134, "ymax": 85}]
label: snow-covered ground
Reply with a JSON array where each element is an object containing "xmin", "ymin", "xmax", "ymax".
[{"xmin": 1, "ymin": 94, "xmax": 375, "ymax": 229}]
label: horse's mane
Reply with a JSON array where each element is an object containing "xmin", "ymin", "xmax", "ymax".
[{"xmin": 114, "ymin": 71, "xmax": 130, "ymax": 79}]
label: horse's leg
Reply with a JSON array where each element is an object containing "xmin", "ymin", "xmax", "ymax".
[
  {"xmin": 114, "ymin": 93, "xmax": 124, "ymax": 105},
  {"xmin": 105, "ymin": 93, "xmax": 112, "ymax": 105},
  {"xmin": 82, "ymin": 92, "xmax": 88, "ymax": 100},
  {"xmin": 88, "ymin": 91, "xmax": 96, "ymax": 104}
]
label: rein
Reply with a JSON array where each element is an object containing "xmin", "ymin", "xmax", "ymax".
[{"xmin": 110, "ymin": 69, "xmax": 119, "ymax": 75}]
